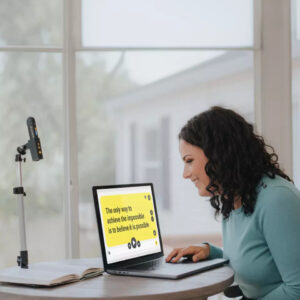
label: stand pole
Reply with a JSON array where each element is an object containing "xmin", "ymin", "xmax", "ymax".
[{"xmin": 13, "ymin": 154, "xmax": 28, "ymax": 268}]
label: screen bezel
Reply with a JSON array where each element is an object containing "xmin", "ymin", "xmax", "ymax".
[{"xmin": 92, "ymin": 183, "xmax": 164, "ymax": 270}]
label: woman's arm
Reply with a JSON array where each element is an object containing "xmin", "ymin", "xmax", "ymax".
[
  {"xmin": 258, "ymin": 186, "xmax": 300, "ymax": 300},
  {"xmin": 204, "ymin": 243, "xmax": 223, "ymax": 259}
]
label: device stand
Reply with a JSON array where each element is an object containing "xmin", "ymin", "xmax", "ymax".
[{"xmin": 13, "ymin": 152, "xmax": 28, "ymax": 269}]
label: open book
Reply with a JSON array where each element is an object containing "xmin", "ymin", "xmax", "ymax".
[{"xmin": 0, "ymin": 260, "xmax": 103, "ymax": 287}]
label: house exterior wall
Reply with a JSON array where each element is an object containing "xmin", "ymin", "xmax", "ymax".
[{"xmin": 111, "ymin": 67, "xmax": 254, "ymax": 236}]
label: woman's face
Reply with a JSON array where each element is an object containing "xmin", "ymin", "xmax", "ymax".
[{"xmin": 179, "ymin": 139, "xmax": 211, "ymax": 197}]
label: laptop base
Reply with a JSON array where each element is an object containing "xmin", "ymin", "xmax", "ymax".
[{"xmin": 107, "ymin": 258, "xmax": 228, "ymax": 279}]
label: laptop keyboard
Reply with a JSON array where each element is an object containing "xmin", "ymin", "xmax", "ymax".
[
  {"xmin": 121, "ymin": 258, "xmax": 162, "ymax": 270},
  {"xmin": 121, "ymin": 257, "xmax": 193, "ymax": 271}
]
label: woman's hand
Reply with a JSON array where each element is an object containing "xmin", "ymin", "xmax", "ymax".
[{"xmin": 165, "ymin": 244, "xmax": 210, "ymax": 263}]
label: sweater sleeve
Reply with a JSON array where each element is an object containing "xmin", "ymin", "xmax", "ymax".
[
  {"xmin": 258, "ymin": 186, "xmax": 300, "ymax": 300},
  {"xmin": 203, "ymin": 243, "xmax": 223, "ymax": 259}
]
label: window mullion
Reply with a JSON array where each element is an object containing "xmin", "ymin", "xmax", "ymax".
[
  {"xmin": 254, "ymin": 0, "xmax": 292, "ymax": 177},
  {"xmin": 63, "ymin": 0, "xmax": 80, "ymax": 259}
]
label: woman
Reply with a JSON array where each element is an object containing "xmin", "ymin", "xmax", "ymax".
[{"xmin": 166, "ymin": 106, "xmax": 300, "ymax": 300}]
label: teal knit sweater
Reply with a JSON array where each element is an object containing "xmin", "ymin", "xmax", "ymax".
[{"xmin": 208, "ymin": 175, "xmax": 300, "ymax": 299}]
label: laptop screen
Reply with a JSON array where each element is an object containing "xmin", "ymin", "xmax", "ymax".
[{"xmin": 95, "ymin": 184, "xmax": 162, "ymax": 264}]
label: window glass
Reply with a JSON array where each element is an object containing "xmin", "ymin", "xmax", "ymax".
[
  {"xmin": 0, "ymin": 52, "xmax": 64, "ymax": 268},
  {"xmin": 0, "ymin": 0, "xmax": 62, "ymax": 46},
  {"xmin": 82, "ymin": 0, "xmax": 253, "ymax": 48},
  {"xmin": 76, "ymin": 51, "xmax": 254, "ymax": 257}
]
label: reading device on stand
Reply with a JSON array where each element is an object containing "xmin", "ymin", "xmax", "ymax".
[{"xmin": 13, "ymin": 117, "xmax": 43, "ymax": 268}]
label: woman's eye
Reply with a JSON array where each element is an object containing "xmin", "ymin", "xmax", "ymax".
[{"xmin": 186, "ymin": 159, "xmax": 193, "ymax": 163}]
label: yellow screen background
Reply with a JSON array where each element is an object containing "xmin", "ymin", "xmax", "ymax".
[{"xmin": 100, "ymin": 192, "xmax": 158, "ymax": 247}]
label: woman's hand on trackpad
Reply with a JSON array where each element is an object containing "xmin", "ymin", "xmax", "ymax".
[{"xmin": 165, "ymin": 244, "xmax": 210, "ymax": 263}]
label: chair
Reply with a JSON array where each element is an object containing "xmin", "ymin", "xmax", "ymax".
[{"xmin": 223, "ymin": 285, "xmax": 245, "ymax": 299}]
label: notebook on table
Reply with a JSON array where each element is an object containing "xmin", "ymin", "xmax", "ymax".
[{"xmin": 92, "ymin": 183, "xmax": 228, "ymax": 279}]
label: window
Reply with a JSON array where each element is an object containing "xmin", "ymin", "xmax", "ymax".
[
  {"xmin": 78, "ymin": 0, "xmax": 255, "ymax": 258},
  {"xmin": 0, "ymin": 1, "xmax": 64, "ymax": 268},
  {"xmin": 3, "ymin": 3, "xmax": 292, "ymax": 280},
  {"xmin": 76, "ymin": 49, "xmax": 254, "ymax": 257},
  {"xmin": 0, "ymin": 52, "xmax": 64, "ymax": 267},
  {"xmin": 0, "ymin": 0, "xmax": 62, "ymax": 46},
  {"xmin": 82, "ymin": 0, "xmax": 253, "ymax": 48}
]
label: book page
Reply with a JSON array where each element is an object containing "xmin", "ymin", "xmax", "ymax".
[
  {"xmin": 32, "ymin": 262, "xmax": 91, "ymax": 276},
  {"xmin": 0, "ymin": 266, "xmax": 77, "ymax": 286},
  {"xmin": 34, "ymin": 261, "xmax": 103, "ymax": 277},
  {"xmin": 0, "ymin": 260, "xmax": 103, "ymax": 286}
]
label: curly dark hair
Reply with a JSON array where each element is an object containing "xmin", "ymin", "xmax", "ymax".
[{"xmin": 179, "ymin": 106, "xmax": 292, "ymax": 219}]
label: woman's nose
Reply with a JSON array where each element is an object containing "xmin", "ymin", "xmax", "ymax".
[{"xmin": 183, "ymin": 166, "xmax": 191, "ymax": 179}]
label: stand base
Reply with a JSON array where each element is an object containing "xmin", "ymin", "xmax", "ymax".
[{"xmin": 17, "ymin": 251, "xmax": 28, "ymax": 269}]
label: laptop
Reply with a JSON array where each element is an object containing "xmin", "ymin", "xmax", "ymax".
[{"xmin": 92, "ymin": 183, "xmax": 228, "ymax": 279}]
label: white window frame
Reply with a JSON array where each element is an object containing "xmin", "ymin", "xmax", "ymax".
[
  {"xmin": 254, "ymin": 0, "xmax": 292, "ymax": 178},
  {"xmin": 0, "ymin": 0, "xmax": 292, "ymax": 258}
]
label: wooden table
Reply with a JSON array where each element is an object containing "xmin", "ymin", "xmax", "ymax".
[{"xmin": 0, "ymin": 258, "xmax": 234, "ymax": 300}]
